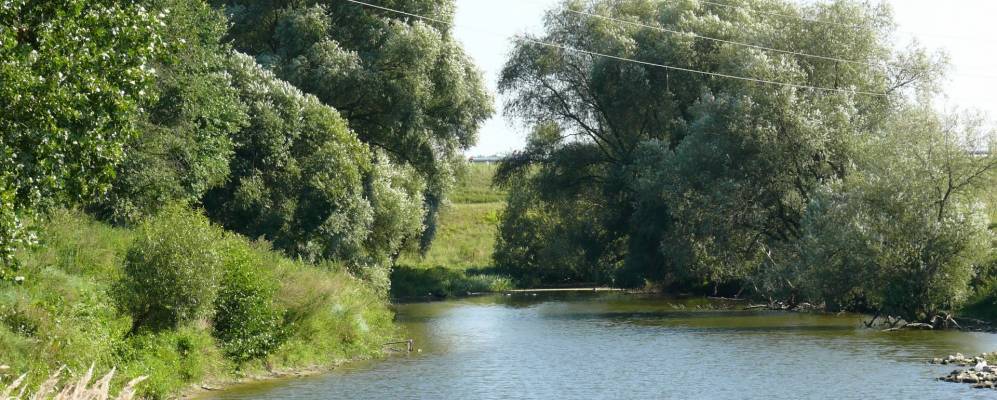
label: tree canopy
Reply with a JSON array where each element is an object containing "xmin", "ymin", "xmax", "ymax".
[
  {"xmin": 212, "ymin": 0, "xmax": 493, "ymax": 250},
  {"xmin": 494, "ymin": 0, "xmax": 995, "ymax": 319},
  {"xmin": 1, "ymin": 0, "xmax": 163, "ymax": 273}
]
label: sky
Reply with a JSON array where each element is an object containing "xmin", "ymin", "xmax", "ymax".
[{"xmin": 453, "ymin": 0, "xmax": 997, "ymax": 156}]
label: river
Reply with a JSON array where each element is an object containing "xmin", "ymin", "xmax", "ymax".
[{"xmin": 205, "ymin": 293, "xmax": 997, "ymax": 399}]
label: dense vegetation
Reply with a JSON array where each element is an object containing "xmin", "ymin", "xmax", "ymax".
[
  {"xmin": 0, "ymin": 0, "xmax": 490, "ymax": 397},
  {"xmin": 493, "ymin": 0, "xmax": 997, "ymax": 322}
]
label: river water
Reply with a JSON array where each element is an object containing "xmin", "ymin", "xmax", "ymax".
[{"xmin": 207, "ymin": 293, "xmax": 997, "ymax": 399}]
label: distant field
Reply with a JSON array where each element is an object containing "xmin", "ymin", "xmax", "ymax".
[
  {"xmin": 399, "ymin": 163, "xmax": 505, "ymax": 270},
  {"xmin": 447, "ymin": 163, "xmax": 507, "ymax": 204}
]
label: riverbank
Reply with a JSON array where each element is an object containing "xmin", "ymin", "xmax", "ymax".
[{"xmin": 0, "ymin": 209, "xmax": 395, "ymax": 399}]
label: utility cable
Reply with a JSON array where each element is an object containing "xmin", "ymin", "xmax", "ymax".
[{"xmin": 345, "ymin": 0, "xmax": 888, "ymax": 97}]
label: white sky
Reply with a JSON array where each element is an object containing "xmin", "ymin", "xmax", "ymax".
[{"xmin": 454, "ymin": 0, "xmax": 997, "ymax": 156}]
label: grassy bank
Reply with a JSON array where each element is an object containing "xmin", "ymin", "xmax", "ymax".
[
  {"xmin": 393, "ymin": 163, "xmax": 513, "ymax": 298},
  {"xmin": 0, "ymin": 209, "xmax": 395, "ymax": 399}
]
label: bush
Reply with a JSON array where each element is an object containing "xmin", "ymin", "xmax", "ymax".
[
  {"xmin": 212, "ymin": 237, "xmax": 286, "ymax": 362},
  {"xmin": 116, "ymin": 206, "xmax": 223, "ymax": 332},
  {"xmin": 117, "ymin": 327, "xmax": 226, "ymax": 400}
]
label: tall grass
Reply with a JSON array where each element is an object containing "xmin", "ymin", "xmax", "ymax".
[
  {"xmin": 399, "ymin": 163, "xmax": 506, "ymax": 270},
  {"xmin": 1, "ymin": 366, "xmax": 145, "ymax": 400}
]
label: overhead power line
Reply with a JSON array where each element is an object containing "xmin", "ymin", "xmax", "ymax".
[
  {"xmin": 691, "ymin": 0, "xmax": 864, "ymax": 29},
  {"xmin": 685, "ymin": 0, "xmax": 995, "ymax": 46},
  {"xmin": 562, "ymin": 7, "xmax": 880, "ymax": 68},
  {"xmin": 345, "ymin": 0, "xmax": 888, "ymax": 97}
]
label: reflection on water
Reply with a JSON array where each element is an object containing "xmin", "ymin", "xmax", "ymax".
[{"xmin": 206, "ymin": 293, "xmax": 997, "ymax": 399}]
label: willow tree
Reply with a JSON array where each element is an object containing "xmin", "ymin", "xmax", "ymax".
[
  {"xmin": 494, "ymin": 0, "xmax": 945, "ymax": 290},
  {"xmin": 0, "ymin": 1, "xmax": 163, "ymax": 274},
  {"xmin": 211, "ymin": 0, "xmax": 493, "ymax": 251}
]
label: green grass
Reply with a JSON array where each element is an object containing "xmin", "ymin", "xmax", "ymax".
[
  {"xmin": 399, "ymin": 202, "xmax": 503, "ymax": 270},
  {"xmin": 399, "ymin": 163, "xmax": 506, "ymax": 271},
  {"xmin": 448, "ymin": 163, "xmax": 506, "ymax": 204},
  {"xmin": 393, "ymin": 163, "xmax": 514, "ymax": 297},
  {"xmin": 0, "ymin": 209, "xmax": 395, "ymax": 399}
]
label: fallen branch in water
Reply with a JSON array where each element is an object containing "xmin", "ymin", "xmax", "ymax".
[
  {"xmin": 882, "ymin": 322, "xmax": 934, "ymax": 332},
  {"xmin": 708, "ymin": 296, "xmax": 747, "ymax": 302},
  {"xmin": 382, "ymin": 339, "xmax": 415, "ymax": 352}
]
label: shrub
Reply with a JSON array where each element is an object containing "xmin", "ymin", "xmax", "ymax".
[
  {"xmin": 116, "ymin": 206, "xmax": 223, "ymax": 332},
  {"xmin": 212, "ymin": 237, "xmax": 286, "ymax": 363},
  {"xmin": 116, "ymin": 327, "xmax": 226, "ymax": 400}
]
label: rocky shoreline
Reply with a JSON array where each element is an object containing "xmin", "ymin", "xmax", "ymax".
[{"xmin": 932, "ymin": 352, "xmax": 997, "ymax": 390}]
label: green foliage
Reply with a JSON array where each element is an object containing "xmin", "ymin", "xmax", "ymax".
[
  {"xmin": 92, "ymin": 0, "xmax": 248, "ymax": 225},
  {"xmin": 775, "ymin": 109, "xmax": 996, "ymax": 320},
  {"xmin": 203, "ymin": 54, "xmax": 426, "ymax": 286},
  {"xmin": 214, "ymin": 0, "xmax": 493, "ymax": 249},
  {"xmin": 212, "ymin": 237, "xmax": 286, "ymax": 363},
  {"xmin": 117, "ymin": 327, "xmax": 227, "ymax": 400},
  {"xmin": 116, "ymin": 205, "xmax": 223, "ymax": 332},
  {"xmin": 0, "ymin": 0, "xmax": 163, "ymax": 272}
]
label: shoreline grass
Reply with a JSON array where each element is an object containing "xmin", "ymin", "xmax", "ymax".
[{"xmin": 0, "ymin": 209, "xmax": 395, "ymax": 399}]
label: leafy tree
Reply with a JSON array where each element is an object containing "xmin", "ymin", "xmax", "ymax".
[
  {"xmin": 777, "ymin": 108, "xmax": 997, "ymax": 320},
  {"xmin": 204, "ymin": 53, "xmax": 374, "ymax": 262},
  {"xmin": 212, "ymin": 0, "xmax": 493, "ymax": 251},
  {"xmin": 91, "ymin": 0, "xmax": 249, "ymax": 225},
  {"xmin": 203, "ymin": 54, "xmax": 425, "ymax": 280},
  {"xmin": 495, "ymin": 0, "xmax": 943, "ymax": 291},
  {"xmin": 494, "ymin": 123, "xmax": 626, "ymax": 286},
  {"xmin": 0, "ymin": 0, "xmax": 163, "ymax": 274}
]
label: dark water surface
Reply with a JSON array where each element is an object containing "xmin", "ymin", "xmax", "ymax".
[{"xmin": 207, "ymin": 293, "xmax": 997, "ymax": 399}]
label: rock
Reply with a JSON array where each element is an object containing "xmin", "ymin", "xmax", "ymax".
[
  {"xmin": 957, "ymin": 353, "xmax": 966, "ymax": 360},
  {"xmin": 975, "ymin": 361, "xmax": 989, "ymax": 372},
  {"xmin": 932, "ymin": 358, "xmax": 943, "ymax": 364}
]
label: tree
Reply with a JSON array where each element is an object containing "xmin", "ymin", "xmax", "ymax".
[
  {"xmin": 495, "ymin": 0, "xmax": 944, "ymax": 290},
  {"xmin": 203, "ymin": 53, "xmax": 426, "ymax": 282},
  {"xmin": 779, "ymin": 108, "xmax": 996, "ymax": 320},
  {"xmin": 212, "ymin": 0, "xmax": 493, "ymax": 251},
  {"xmin": 91, "ymin": 0, "xmax": 248, "ymax": 225},
  {"xmin": 0, "ymin": 0, "xmax": 163, "ymax": 274}
]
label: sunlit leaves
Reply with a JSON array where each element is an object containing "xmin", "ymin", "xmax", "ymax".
[{"xmin": 0, "ymin": 0, "xmax": 163, "ymax": 273}]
